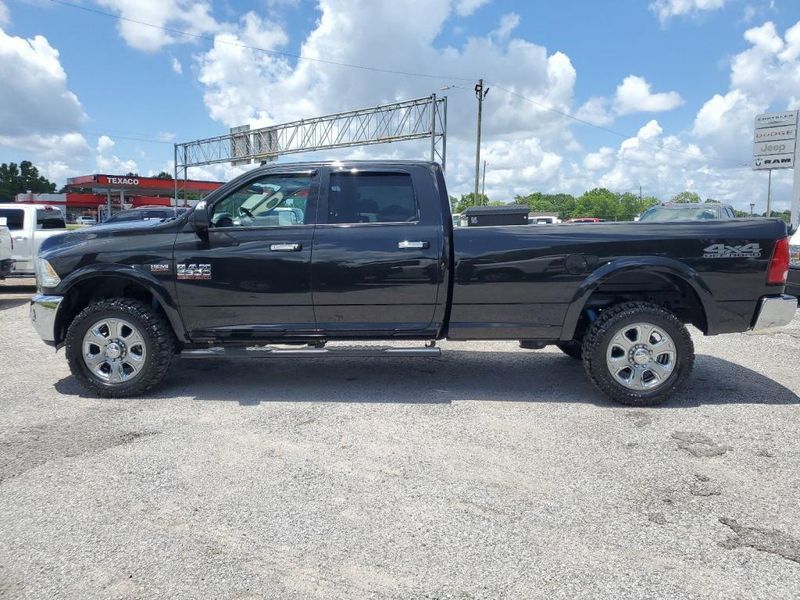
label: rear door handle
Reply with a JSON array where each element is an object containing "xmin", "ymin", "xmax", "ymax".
[
  {"xmin": 398, "ymin": 241, "xmax": 429, "ymax": 249},
  {"xmin": 269, "ymin": 242, "xmax": 302, "ymax": 252}
]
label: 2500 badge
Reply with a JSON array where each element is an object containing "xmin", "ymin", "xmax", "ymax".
[{"xmin": 177, "ymin": 263, "xmax": 212, "ymax": 280}]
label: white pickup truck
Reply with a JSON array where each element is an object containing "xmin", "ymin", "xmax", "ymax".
[
  {"xmin": 0, "ymin": 204, "xmax": 67, "ymax": 277},
  {"xmin": 0, "ymin": 218, "xmax": 13, "ymax": 278}
]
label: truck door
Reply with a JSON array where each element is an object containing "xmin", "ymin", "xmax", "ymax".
[
  {"xmin": 0, "ymin": 208, "xmax": 29, "ymax": 272},
  {"xmin": 173, "ymin": 169, "xmax": 318, "ymax": 340},
  {"xmin": 311, "ymin": 167, "xmax": 444, "ymax": 334}
]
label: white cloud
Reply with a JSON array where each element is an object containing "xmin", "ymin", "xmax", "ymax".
[
  {"xmin": 96, "ymin": 0, "xmax": 219, "ymax": 52},
  {"xmin": 650, "ymin": 0, "xmax": 726, "ymax": 24},
  {"xmin": 492, "ymin": 13, "xmax": 520, "ymax": 40},
  {"xmin": 583, "ymin": 147, "xmax": 614, "ymax": 171},
  {"xmin": 171, "ymin": 57, "xmax": 183, "ymax": 74},
  {"xmin": 692, "ymin": 20, "xmax": 800, "ymax": 165},
  {"xmin": 575, "ymin": 97, "xmax": 614, "ymax": 126},
  {"xmin": 96, "ymin": 135, "xmax": 138, "ymax": 173},
  {"xmin": 614, "ymin": 75, "xmax": 683, "ymax": 115},
  {"xmin": 454, "ymin": 0, "xmax": 491, "ymax": 17},
  {"xmin": 0, "ymin": 2, "xmax": 9, "ymax": 26},
  {"xmin": 0, "ymin": 28, "xmax": 86, "ymax": 137},
  {"xmin": 193, "ymin": 0, "xmax": 580, "ymax": 200}
]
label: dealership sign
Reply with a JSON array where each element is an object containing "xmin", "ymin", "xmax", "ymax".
[{"xmin": 753, "ymin": 110, "xmax": 798, "ymax": 170}]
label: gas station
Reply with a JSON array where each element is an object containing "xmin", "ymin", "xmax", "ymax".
[{"xmin": 15, "ymin": 173, "xmax": 223, "ymax": 223}]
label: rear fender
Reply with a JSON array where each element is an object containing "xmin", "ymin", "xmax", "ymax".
[{"xmin": 561, "ymin": 256, "xmax": 714, "ymax": 340}]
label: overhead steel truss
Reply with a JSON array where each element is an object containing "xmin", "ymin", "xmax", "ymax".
[{"xmin": 173, "ymin": 95, "xmax": 447, "ymax": 183}]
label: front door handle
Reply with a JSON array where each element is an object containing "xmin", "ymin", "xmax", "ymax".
[
  {"xmin": 398, "ymin": 241, "xmax": 429, "ymax": 249},
  {"xmin": 269, "ymin": 242, "xmax": 302, "ymax": 252}
]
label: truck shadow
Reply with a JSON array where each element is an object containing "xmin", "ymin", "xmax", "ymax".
[{"xmin": 55, "ymin": 351, "xmax": 799, "ymax": 406}]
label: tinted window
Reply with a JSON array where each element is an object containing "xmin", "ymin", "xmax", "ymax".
[
  {"xmin": 36, "ymin": 209, "xmax": 65, "ymax": 229},
  {"xmin": 211, "ymin": 173, "xmax": 312, "ymax": 228},
  {"xmin": 327, "ymin": 172, "xmax": 418, "ymax": 224},
  {"xmin": 0, "ymin": 209, "xmax": 24, "ymax": 230},
  {"xmin": 107, "ymin": 211, "xmax": 140, "ymax": 223}
]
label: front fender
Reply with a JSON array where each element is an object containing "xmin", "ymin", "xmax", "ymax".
[
  {"xmin": 560, "ymin": 256, "xmax": 714, "ymax": 340},
  {"xmin": 54, "ymin": 264, "xmax": 186, "ymax": 344}
]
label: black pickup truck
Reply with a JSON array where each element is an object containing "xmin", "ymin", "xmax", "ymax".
[{"xmin": 30, "ymin": 161, "xmax": 796, "ymax": 405}]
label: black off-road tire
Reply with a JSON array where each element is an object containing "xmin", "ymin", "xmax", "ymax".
[
  {"xmin": 555, "ymin": 341, "xmax": 583, "ymax": 360},
  {"xmin": 65, "ymin": 298, "xmax": 175, "ymax": 397},
  {"xmin": 582, "ymin": 301, "xmax": 694, "ymax": 406}
]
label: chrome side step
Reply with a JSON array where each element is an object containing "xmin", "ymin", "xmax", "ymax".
[{"xmin": 180, "ymin": 345, "xmax": 441, "ymax": 359}]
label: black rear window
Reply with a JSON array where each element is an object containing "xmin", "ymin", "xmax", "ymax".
[{"xmin": 0, "ymin": 209, "xmax": 24, "ymax": 230}]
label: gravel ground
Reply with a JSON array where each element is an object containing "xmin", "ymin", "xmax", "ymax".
[{"xmin": 1, "ymin": 279, "xmax": 799, "ymax": 599}]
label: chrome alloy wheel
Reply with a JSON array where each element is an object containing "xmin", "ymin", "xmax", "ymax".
[
  {"xmin": 605, "ymin": 322, "xmax": 676, "ymax": 391},
  {"xmin": 82, "ymin": 318, "xmax": 147, "ymax": 384}
]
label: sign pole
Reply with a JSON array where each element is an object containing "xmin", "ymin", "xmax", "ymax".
[
  {"xmin": 793, "ymin": 111, "xmax": 800, "ymax": 229},
  {"xmin": 767, "ymin": 169, "xmax": 772, "ymax": 218}
]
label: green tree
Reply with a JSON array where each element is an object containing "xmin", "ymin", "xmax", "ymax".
[
  {"xmin": 453, "ymin": 192, "xmax": 489, "ymax": 213},
  {"xmin": 0, "ymin": 161, "xmax": 57, "ymax": 201},
  {"xmin": 574, "ymin": 188, "xmax": 620, "ymax": 221},
  {"xmin": 514, "ymin": 192, "xmax": 577, "ymax": 220},
  {"xmin": 704, "ymin": 198, "xmax": 720, "ymax": 203},
  {"xmin": 671, "ymin": 191, "xmax": 702, "ymax": 204},
  {"xmin": 155, "ymin": 171, "xmax": 173, "ymax": 179}
]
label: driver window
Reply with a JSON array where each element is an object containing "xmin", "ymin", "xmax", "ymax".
[
  {"xmin": 210, "ymin": 173, "xmax": 312, "ymax": 228},
  {"xmin": 327, "ymin": 172, "xmax": 419, "ymax": 224}
]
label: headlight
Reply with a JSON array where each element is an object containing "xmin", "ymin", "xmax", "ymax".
[
  {"xmin": 36, "ymin": 258, "xmax": 61, "ymax": 288},
  {"xmin": 791, "ymin": 245, "xmax": 800, "ymax": 268}
]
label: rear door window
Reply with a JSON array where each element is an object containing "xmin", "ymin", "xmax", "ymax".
[
  {"xmin": 0, "ymin": 209, "xmax": 24, "ymax": 230},
  {"xmin": 36, "ymin": 209, "xmax": 65, "ymax": 229},
  {"xmin": 326, "ymin": 172, "xmax": 419, "ymax": 224}
]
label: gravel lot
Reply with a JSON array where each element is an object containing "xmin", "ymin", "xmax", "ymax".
[{"xmin": 1, "ymin": 278, "xmax": 799, "ymax": 599}]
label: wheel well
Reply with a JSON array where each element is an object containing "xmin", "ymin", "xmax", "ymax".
[
  {"xmin": 55, "ymin": 276, "xmax": 165, "ymax": 346},
  {"xmin": 573, "ymin": 270, "xmax": 707, "ymax": 341}
]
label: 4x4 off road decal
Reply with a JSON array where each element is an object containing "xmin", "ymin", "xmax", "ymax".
[
  {"xmin": 177, "ymin": 263, "xmax": 212, "ymax": 280},
  {"xmin": 703, "ymin": 243, "xmax": 762, "ymax": 258}
]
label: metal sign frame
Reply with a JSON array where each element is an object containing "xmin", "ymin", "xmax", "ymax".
[{"xmin": 173, "ymin": 95, "xmax": 447, "ymax": 200}]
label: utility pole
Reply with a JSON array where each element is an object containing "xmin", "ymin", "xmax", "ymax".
[
  {"xmin": 481, "ymin": 160, "xmax": 487, "ymax": 199},
  {"xmin": 639, "ymin": 185, "xmax": 642, "ymax": 202},
  {"xmin": 750, "ymin": 202, "xmax": 755, "ymax": 216},
  {"xmin": 474, "ymin": 79, "xmax": 488, "ymax": 206}
]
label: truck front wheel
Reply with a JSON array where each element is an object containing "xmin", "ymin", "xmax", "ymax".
[
  {"xmin": 581, "ymin": 302, "xmax": 694, "ymax": 406},
  {"xmin": 65, "ymin": 298, "xmax": 175, "ymax": 397}
]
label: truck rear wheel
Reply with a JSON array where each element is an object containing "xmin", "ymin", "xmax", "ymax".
[
  {"xmin": 581, "ymin": 302, "xmax": 694, "ymax": 406},
  {"xmin": 65, "ymin": 298, "xmax": 175, "ymax": 397}
]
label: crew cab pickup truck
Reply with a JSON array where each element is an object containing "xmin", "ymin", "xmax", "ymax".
[
  {"xmin": 0, "ymin": 204, "xmax": 67, "ymax": 277},
  {"xmin": 30, "ymin": 161, "xmax": 796, "ymax": 405}
]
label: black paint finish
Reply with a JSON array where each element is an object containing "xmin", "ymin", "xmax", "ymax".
[{"xmin": 38, "ymin": 160, "xmax": 788, "ymax": 348}]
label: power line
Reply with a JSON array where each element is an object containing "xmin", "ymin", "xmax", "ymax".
[
  {"xmin": 47, "ymin": 0, "xmax": 475, "ymax": 83},
  {"xmin": 47, "ymin": 0, "xmax": 754, "ymax": 171}
]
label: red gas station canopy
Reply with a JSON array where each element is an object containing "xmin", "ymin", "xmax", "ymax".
[{"xmin": 67, "ymin": 174, "xmax": 224, "ymax": 193}]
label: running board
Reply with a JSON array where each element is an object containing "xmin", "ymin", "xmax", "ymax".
[{"xmin": 180, "ymin": 346, "xmax": 441, "ymax": 359}]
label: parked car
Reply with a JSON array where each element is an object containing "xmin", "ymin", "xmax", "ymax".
[
  {"xmin": 31, "ymin": 160, "xmax": 795, "ymax": 406},
  {"xmin": 75, "ymin": 216, "xmax": 96, "ymax": 226},
  {"xmin": 0, "ymin": 205, "xmax": 67, "ymax": 277},
  {"xmin": 787, "ymin": 228, "xmax": 800, "ymax": 298},
  {"xmin": 0, "ymin": 218, "xmax": 13, "ymax": 279},
  {"xmin": 102, "ymin": 206, "xmax": 187, "ymax": 225},
  {"xmin": 639, "ymin": 203, "xmax": 736, "ymax": 222},
  {"xmin": 568, "ymin": 217, "xmax": 603, "ymax": 223}
]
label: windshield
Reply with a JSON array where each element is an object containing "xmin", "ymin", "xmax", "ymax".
[{"xmin": 639, "ymin": 206, "xmax": 719, "ymax": 222}]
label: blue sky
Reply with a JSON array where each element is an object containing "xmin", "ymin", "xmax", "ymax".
[{"xmin": 2, "ymin": 0, "xmax": 800, "ymax": 210}]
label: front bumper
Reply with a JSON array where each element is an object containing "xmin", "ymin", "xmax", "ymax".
[
  {"xmin": 752, "ymin": 294, "xmax": 797, "ymax": 331},
  {"xmin": 30, "ymin": 294, "xmax": 64, "ymax": 344}
]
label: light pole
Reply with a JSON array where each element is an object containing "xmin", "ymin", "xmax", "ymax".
[
  {"xmin": 481, "ymin": 160, "xmax": 487, "ymax": 199},
  {"xmin": 474, "ymin": 79, "xmax": 488, "ymax": 205},
  {"xmin": 749, "ymin": 202, "xmax": 755, "ymax": 216}
]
